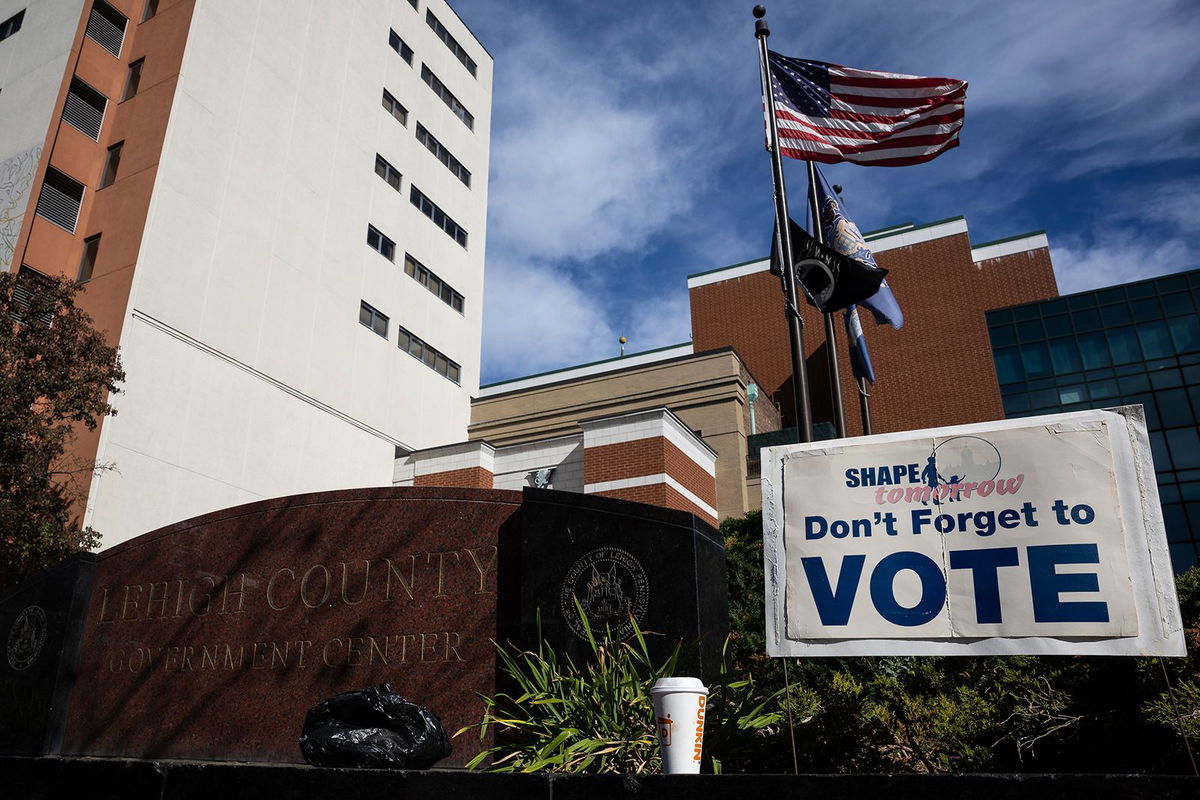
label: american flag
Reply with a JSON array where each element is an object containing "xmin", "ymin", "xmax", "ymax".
[{"xmin": 767, "ymin": 52, "xmax": 967, "ymax": 166}]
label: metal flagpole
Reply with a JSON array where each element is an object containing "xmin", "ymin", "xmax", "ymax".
[
  {"xmin": 833, "ymin": 182, "xmax": 874, "ymax": 438},
  {"xmin": 806, "ymin": 163, "xmax": 847, "ymax": 438},
  {"xmin": 754, "ymin": 6, "xmax": 812, "ymax": 444},
  {"xmin": 857, "ymin": 376, "xmax": 872, "ymax": 435}
]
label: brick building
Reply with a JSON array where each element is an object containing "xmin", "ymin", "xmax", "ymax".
[
  {"xmin": 690, "ymin": 216, "xmax": 1058, "ymax": 435},
  {"xmin": 397, "ymin": 214, "xmax": 1059, "ymax": 524}
]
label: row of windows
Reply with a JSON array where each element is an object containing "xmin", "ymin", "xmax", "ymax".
[
  {"xmin": 1004, "ymin": 367, "xmax": 1200, "ymax": 429},
  {"xmin": 390, "ymin": 21, "xmax": 478, "ymax": 130},
  {"xmin": 373, "ymin": 152, "xmax": 470, "ymax": 249},
  {"xmin": 358, "ymin": 300, "xmax": 461, "ymax": 385},
  {"xmin": 404, "ymin": 252, "xmax": 464, "ymax": 313},
  {"xmin": 415, "ymin": 123, "xmax": 470, "ymax": 186},
  {"xmin": 0, "ymin": 9, "xmax": 24, "ymax": 43},
  {"xmin": 382, "ymin": 89, "xmax": 473, "ymax": 191},
  {"xmin": 398, "ymin": 326, "xmax": 461, "ymax": 384},
  {"xmin": 410, "ymin": 185, "xmax": 467, "ymax": 247},
  {"xmin": 388, "ymin": 28, "xmax": 413, "ymax": 64},
  {"xmin": 426, "ymin": 10, "xmax": 476, "ymax": 77},
  {"xmin": 367, "ymin": 226, "xmax": 466, "ymax": 313},
  {"xmin": 374, "ymin": 153, "xmax": 402, "ymax": 192},
  {"xmin": 382, "ymin": 89, "xmax": 408, "ymax": 125},
  {"xmin": 367, "ymin": 225, "xmax": 396, "ymax": 261},
  {"xmin": 987, "ymin": 272, "xmax": 1200, "ymax": 326},
  {"xmin": 989, "ymin": 294, "xmax": 1197, "ymax": 345},
  {"xmin": 992, "ymin": 318, "xmax": 1199, "ymax": 385},
  {"xmin": 359, "ymin": 301, "xmax": 389, "ymax": 338},
  {"xmin": 420, "ymin": 64, "xmax": 474, "ymax": 130}
]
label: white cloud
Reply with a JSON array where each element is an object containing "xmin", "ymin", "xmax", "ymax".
[
  {"xmin": 481, "ymin": 258, "xmax": 617, "ymax": 382},
  {"xmin": 1052, "ymin": 235, "xmax": 1194, "ymax": 296},
  {"xmin": 1052, "ymin": 177, "xmax": 1200, "ymax": 294},
  {"xmin": 623, "ymin": 289, "xmax": 692, "ymax": 354}
]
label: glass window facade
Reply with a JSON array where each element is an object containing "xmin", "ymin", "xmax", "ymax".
[{"xmin": 987, "ymin": 268, "xmax": 1200, "ymax": 571}]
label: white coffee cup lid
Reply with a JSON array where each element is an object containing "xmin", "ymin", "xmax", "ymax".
[{"xmin": 650, "ymin": 676, "xmax": 708, "ymax": 694}]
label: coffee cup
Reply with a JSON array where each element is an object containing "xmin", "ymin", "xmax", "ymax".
[{"xmin": 649, "ymin": 677, "xmax": 708, "ymax": 774}]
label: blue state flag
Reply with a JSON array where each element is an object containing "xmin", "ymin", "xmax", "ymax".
[
  {"xmin": 844, "ymin": 305, "xmax": 876, "ymax": 383},
  {"xmin": 813, "ymin": 168, "xmax": 904, "ymax": 329}
]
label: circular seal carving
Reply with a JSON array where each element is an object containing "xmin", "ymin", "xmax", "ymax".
[
  {"xmin": 7, "ymin": 605, "xmax": 48, "ymax": 671},
  {"xmin": 560, "ymin": 547, "xmax": 650, "ymax": 641}
]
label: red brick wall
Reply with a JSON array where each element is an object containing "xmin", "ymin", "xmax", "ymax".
[
  {"xmin": 413, "ymin": 467, "xmax": 493, "ymax": 489},
  {"xmin": 690, "ymin": 235, "xmax": 1058, "ymax": 435},
  {"xmin": 596, "ymin": 484, "xmax": 718, "ymax": 528},
  {"xmin": 584, "ymin": 438, "xmax": 716, "ymax": 508}
]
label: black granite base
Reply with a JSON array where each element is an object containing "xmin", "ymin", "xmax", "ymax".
[
  {"xmin": 518, "ymin": 488, "xmax": 728, "ymax": 681},
  {"xmin": 0, "ymin": 554, "xmax": 93, "ymax": 755},
  {"xmin": 1, "ymin": 757, "xmax": 1196, "ymax": 800}
]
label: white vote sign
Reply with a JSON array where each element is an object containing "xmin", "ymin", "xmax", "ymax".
[{"xmin": 762, "ymin": 407, "xmax": 1185, "ymax": 656}]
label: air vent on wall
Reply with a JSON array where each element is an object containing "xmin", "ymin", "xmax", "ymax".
[
  {"xmin": 85, "ymin": 0, "xmax": 127, "ymax": 57},
  {"xmin": 62, "ymin": 78, "xmax": 107, "ymax": 140}
]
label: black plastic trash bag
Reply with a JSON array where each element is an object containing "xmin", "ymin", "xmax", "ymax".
[{"xmin": 299, "ymin": 683, "xmax": 452, "ymax": 769}]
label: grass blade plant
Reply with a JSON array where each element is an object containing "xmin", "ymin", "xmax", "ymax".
[
  {"xmin": 459, "ymin": 600, "xmax": 797, "ymax": 773},
  {"xmin": 460, "ymin": 601, "xmax": 675, "ymax": 773}
]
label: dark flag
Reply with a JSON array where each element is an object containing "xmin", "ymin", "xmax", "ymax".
[
  {"xmin": 770, "ymin": 216, "xmax": 887, "ymax": 313},
  {"xmin": 813, "ymin": 168, "xmax": 903, "ymax": 328},
  {"xmin": 766, "ymin": 52, "xmax": 966, "ymax": 167}
]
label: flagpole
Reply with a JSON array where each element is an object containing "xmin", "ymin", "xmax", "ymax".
[
  {"xmin": 754, "ymin": 6, "xmax": 812, "ymax": 444},
  {"xmin": 806, "ymin": 163, "xmax": 847, "ymax": 438},
  {"xmin": 857, "ymin": 376, "xmax": 872, "ymax": 435}
]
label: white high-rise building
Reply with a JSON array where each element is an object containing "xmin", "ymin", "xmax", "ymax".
[{"xmin": 0, "ymin": 0, "xmax": 492, "ymax": 544}]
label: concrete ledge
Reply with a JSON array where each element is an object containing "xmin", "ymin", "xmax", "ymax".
[{"xmin": 2, "ymin": 757, "xmax": 1196, "ymax": 800}]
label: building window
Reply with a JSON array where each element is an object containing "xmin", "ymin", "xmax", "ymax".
[
  {"xmin": 0, "ymin": 9, "xmax": 25, "ymax": 43},
  {"xmin": 388, "ymin": 29, "xmax": 413, "ymax": 64},
  {"xmin": 415, "ymin": 123, "xmax": 470, "ymax": 187},
  {"xmin": 407, "ymin": 0, "xmax": 418, "ymax": 8},
  {"xmin": 62, "ymin": 78, "xmax": 107, "ymax": 141},
  {"xmin": 397, "ymin": 326, "xmax": 460, "ymax": 384},
  {"xmin": 374, "ymin": 154, "xmax": 402, "ymax": 192},
  {"xmin": 366, "ymin": 224, "xmax": 395, "ymax": 261},
  {"xmin": 10, "ymin": 266, "xmax": 54, "ymax": 327},
  {"xmin": 420, "ymin": 65, "xmax": 473, "ymax": 130},
  {"xmin": 409, "ymin": 185, "xmax": 467, "ymax": 248},
  {"xmin": 78, "ymin": 235, "xmax": 100, "ymax": 283},
  {"xmin": 359, "ymin": 301, "xmax": 389, "ymax": 338},
  {"xmin": 142, "ymin": 0, "xmax": 158, "ymax": 22},
  {"xmin": 35, "ymin": 167, "xmax": 85, "ymax": 232},
  {"xmin": 382, "ymin": 89, "xmax": 407, "ymax": 125},
  {"xmin": 100, "ymin": 142, "xmax": 123, "ymax": 188},
  {"xmin": 404, "ymin": 253, "xmax": 464, "ymax": 313},
  {"xmin": 86, "ymin": 0, "xmax": 127, "ymax": 57},
  {"xmin": 122, "ymin": 58, "xmax": 144, "ymax": 101},
  {"xmin": 426, "ymin": 11, "xmax": 477, "ymax": 77}
]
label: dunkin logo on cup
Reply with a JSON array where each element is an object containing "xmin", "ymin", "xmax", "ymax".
[
  {"xmin": 657, "ymin": 713, "xmax": 673, "ymax": 746},
  {"xmin": 693, "ymin": 696, "xmax": 706, "ymax": 762}
]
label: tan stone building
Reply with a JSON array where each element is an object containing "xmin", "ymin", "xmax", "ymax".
[{"xmin": 396, "ymin": 215, "xmax": 1060, "ymax": 526}]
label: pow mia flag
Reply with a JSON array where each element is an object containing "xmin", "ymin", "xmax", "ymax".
[{"xmin": 770, "ymin": 216, "xmax": 887, "ymax": 313}]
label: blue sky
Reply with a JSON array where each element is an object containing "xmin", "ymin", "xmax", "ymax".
[{"xmin": 450, "ymin": 0, "xmax": 1200, "ymax": 385}]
